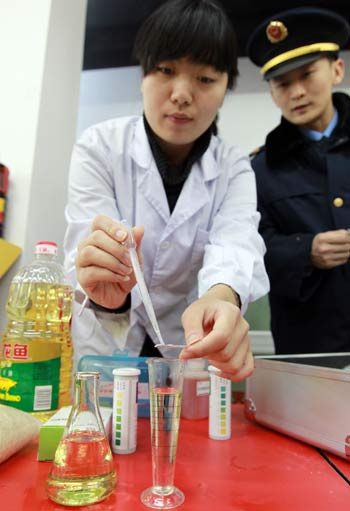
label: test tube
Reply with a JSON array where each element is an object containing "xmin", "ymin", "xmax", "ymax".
[
  {"xmin": 208, "ymin": 365, "xmax": 231, "ymax": 440},
  {"xmin": 112, "ymin": 367, "xmax": 141, "ymax": 454}
]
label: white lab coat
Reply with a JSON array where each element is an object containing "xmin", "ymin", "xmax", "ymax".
[{"xmin": 64, "ymin": 116, "xmax": 269, "ymax": 366}]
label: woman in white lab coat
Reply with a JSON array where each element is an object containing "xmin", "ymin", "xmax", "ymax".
[{"xmin": 64, "ymin": 0, "xmax": 269, "ymax": 380}]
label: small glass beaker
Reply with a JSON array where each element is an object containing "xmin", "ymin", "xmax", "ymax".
[
  {"xmin": 46, "ymin": 371, "xmax": 116, "ymax": 506},
  {"xmin": 141, "ymin": 358, "xmax": 185, "ymax": 509}
]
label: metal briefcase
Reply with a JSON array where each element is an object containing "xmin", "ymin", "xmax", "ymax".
[{"xmin": 244, "ymin": 353, "xmax": 350, "ymax": 459}]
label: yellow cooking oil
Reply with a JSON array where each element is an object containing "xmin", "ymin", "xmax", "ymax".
[
  {"xmin": 0, "ymin": 281, "xmax": 73, "ymax": 421},
  {"xmin": 47, "ymin": 432, "xmax": 117, "ymax": 506}
]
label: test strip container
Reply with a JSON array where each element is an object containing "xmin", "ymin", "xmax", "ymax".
[
  {"xmin": 208, "ymin": 365, "xmax": 231, "ymax": 440},
  {"xmin": 112, "ymin": 367, "xmax": 141, "ymax": 454}
]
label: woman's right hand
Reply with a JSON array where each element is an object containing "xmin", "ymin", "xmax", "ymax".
[{"xmin": 75, "ymin": 215, "xmax": 144, "ymax": 309}]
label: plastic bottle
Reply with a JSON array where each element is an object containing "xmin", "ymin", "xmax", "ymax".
[
  {"xmin": 0, "ymin": 241, "xmax": 73, "ymax": 420},
  {"xmin": 46, "ymin": 371, "xmax": 116, "ymax": 506},
  {"xmin": 181, "ymin": 359, "xmax": 209, "ymax": 420}
]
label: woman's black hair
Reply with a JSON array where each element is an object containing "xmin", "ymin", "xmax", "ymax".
[{"xmin": 133, "ymin": 0, "xmax": 238, "ymax": 90}]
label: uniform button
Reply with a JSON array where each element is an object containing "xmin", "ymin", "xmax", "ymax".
[
  {"xmin": 161, "ymin": 241, "xmax": 170, "ymax": 250},
  {"xmin": 333, "ymin": 197, "xmax": 344, "ymax": 208}
]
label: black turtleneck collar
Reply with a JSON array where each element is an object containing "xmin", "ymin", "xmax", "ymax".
[
  {"xmin": 265, "ymin": 92, "xmax": 350, "ymax": 168},
  {"xmin": 143, "ymin": 115, "xmax": 213, "ymax": 212}
]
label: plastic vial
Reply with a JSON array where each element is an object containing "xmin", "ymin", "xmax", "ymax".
[
  {"xmin": 208, "ymin": 365, "xmax": 231, "ymax": 440},
  {"xmin": 46, "ymin": 372, "xmax": 116, "ymax": 506},
  {"xmin": 112, "ymin": 367, "xmax": 141, "ymax": 454},
  {"xmin": 181, "ymin": 359, "xmax": 209, "ymax": 420}
]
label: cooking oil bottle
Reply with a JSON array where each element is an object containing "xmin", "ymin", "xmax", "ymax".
[
  {"xmin": 0, "ymin": 241, "xmax": 73, "ymax": 420},
  {"xmin": 46, "ymin": 372, "xmax": 116, "ymax": 506}
]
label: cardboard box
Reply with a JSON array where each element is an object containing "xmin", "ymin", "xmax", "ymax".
[{"xmin": 37, "ymin": 405, "xmax": 112, "ymax": 461}]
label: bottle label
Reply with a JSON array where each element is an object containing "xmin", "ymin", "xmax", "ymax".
[
  {"xmin": 196, "ymin": 380, "xmax": 210, "ymax": 396},
  {"xmin": 0, "ymin": 338, "xmax": 61, "ymax": 412}
]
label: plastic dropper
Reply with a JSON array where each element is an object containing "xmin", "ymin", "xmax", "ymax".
[
  {"xmin": 121, "ymin": 220, "xmax": 166, "ymax": 346},
  {"xmin": 121, "ymin": 221, "xmax": 187, "ymax": 351}
]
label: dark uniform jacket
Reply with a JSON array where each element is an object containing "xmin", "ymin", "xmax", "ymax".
[{"xmin": 251, "ymin": 92, "xmax": 350, "ymax": 354}]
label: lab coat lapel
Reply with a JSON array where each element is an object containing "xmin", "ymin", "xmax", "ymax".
[
  {"xmin": 138, "ymin": 161, "xmax": 170, "ymax": 223},
  {"xmin": 130, "ymin": 119, "xmax": 170, "ymax": 223},
  {"xmin": 164, "ymin": 147, "xmax": 219, "ymax": 237}
]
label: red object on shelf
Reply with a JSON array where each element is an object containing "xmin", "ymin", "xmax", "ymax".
[
  {"xmin": 0, "ymin": 164, "xmax": 9, "ymax": 195},
  {"xmin": 0, "ymin": 164, "xmax": 9, "ymax": 237},
  {"xmin": 0, "ymin": 405, "xmax": 349, "ymax": 511}
]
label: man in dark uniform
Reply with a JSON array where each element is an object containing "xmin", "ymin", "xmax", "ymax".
[{"xmin": 247, "ymin": 7, "xmax": 350, "ymax": 354}]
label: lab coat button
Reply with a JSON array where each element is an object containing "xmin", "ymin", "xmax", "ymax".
[
  {"xmin": 161, "ymin": 241, "xmax": 170, "ymax": 250},
  {"xmin": 333, "ymin": 197, "xmax": 344, "ymax": 208}
]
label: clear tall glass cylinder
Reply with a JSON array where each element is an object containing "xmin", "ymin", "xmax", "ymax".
[
  {"xmin": 46, "ymin": 372, "xmax": 116, "ymax": 506},
  {"xmin": 141, "ymin": 358, "xmax": 185, "ymax": 509}
]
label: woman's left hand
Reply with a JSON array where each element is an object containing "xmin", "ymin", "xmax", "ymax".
[{"xmin": 180, "ymin": 287, "xmax": 253, "ymax": 381}]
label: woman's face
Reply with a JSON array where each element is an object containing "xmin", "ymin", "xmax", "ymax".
[{"xmin": 141, "ymin": 58, "xmax": 228, "ymax": 162}]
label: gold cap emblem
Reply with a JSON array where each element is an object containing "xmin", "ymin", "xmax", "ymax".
[{"xmin": 266, "ymin": 21, "xmax": 288, "ymax": 44}]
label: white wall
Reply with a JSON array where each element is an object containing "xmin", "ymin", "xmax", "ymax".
[
  {"xmin": 0, "ymin": 0, "xmax": 87, "ymax": 332},
  {"xmin": 77, "ymin": 53, "xmax": 350, "ymax": 151},
  {"xmin": 77, "ymin": 58, "xmax": 279, "ymax": 151}
]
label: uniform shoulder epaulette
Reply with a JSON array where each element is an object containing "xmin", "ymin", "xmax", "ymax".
[{"xmin": 249, "ymin": 145, "xmax": 265, "ymax": 160}]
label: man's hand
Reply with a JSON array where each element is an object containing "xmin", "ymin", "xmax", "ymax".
[
  {"xmin": 311, "ymin": 229, "xmax": 350, "ymax": 269},
  {"xmin": 180, "ymin": 285, "xmax": 253, "ymax": 382},
  {"xmin": 75, "ymin": 215, "xmax": 144, "ymax": 309}
]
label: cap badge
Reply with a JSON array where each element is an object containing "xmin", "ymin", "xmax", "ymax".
[{"xmin": 266, "ymin": 21, "xmax": 288, "ymax": 44}]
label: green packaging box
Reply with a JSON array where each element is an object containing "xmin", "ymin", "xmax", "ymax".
[{"xmin": 37, "ymin": 405, "xmax": 112, "ymax": 461}]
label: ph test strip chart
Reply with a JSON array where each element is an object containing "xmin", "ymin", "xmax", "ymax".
[
  {"xmin": 209, "ymin": 367, "xmax": 231, "ymax": 440},
  {"xmin": 112, "ymin": 368, "xmax": 140, "ymax": 454}
]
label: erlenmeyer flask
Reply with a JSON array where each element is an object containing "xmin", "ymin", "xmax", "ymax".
[{"xmin": 46, "ymin": 371, "xmax": 116, "ymax": 506}]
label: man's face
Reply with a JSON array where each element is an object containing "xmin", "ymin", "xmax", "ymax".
[{"xmin": 269, "ymin": 56, "xmax": 344, "ymax": 132}]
